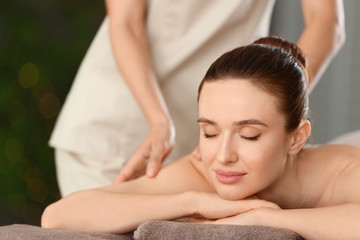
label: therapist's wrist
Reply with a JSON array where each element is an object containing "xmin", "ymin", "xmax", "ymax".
[
  {"xmin": 148, "ymin": 113, "xmax": 173, "ymax": 129},
  {"xmin": 151, "ymin": 117, "xmax": 175, "ymax": 148}
]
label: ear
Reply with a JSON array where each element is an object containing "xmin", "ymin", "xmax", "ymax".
[{"xmin": 288, "ymin": 120, "xmax": 311, "ymax": 155}]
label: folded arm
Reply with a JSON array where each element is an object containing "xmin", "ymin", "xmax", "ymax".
[
  {"xmin": 262, "ymin": 203, "xmax": 360, "ymax": 240},
  {"xmin": 41, "ymin": 156, "xmax": 278, "ymax": 233},
  {"xmin": 42, "ymin": 190, "xmax": 196, "ymax": 233},
  {"xmin": 202, "ymin": 203, "xmax": 360, "ymax": 240},
  {"xmin": 42, "ymin": 156, "xmax": 199, "ymax": 233}
]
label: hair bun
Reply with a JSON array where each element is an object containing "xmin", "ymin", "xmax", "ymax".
[{"xmin": 253, "ymin": 36, "xmax": 307, "ymax": 69}]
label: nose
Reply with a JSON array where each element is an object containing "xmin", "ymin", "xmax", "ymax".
[{"xmin": 216, "ymin": 134, "xmax": 238, "ymax": 164}]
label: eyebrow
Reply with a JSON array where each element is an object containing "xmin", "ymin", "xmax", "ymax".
[{"xmin": 197, "ymin": 117, "xmax": 269, "ymax": 127}]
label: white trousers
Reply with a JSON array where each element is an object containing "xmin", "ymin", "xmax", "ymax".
[{"xmin": 55, "ymin": 149, "xmax": 120, "ymax": 197}]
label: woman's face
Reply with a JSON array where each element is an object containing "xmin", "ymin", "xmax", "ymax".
[{"xmin": 198, "ymin": 80, "xmax": 292, "ymax": 200}]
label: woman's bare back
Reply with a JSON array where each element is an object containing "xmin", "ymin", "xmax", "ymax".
[{"xmin": 269, "ymin": 144, "xmax": 360, "ymax": 209}]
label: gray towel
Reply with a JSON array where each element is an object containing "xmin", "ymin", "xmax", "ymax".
[
  {"xmin": 0, "ymin": 222, "xmax": 303, "ymax": 239},
  {"xmin": 134, "ymin": 221, "xmax": 304, "ymax": 240},
  {"xmin": 0, "ymin": 224, "xmax": 133, "ymax": 240}
]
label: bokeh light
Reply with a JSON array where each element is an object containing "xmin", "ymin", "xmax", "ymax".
[
  {"xmin": 32, "ymin": 76, "xmax": 54, "ymax": 103},
  {"xmin": 39, "ymin": 92, "xmax": 60, "ymax": 119},
  {"xmin": 18, "ymin": 62, "xmax": 39, "ymax": 88},
  {"xmin": 27, "ymin": 178, "xmax": 48, "ymax": 204}
]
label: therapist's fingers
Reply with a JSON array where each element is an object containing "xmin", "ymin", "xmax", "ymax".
[
  {"xmin": 146, "ymin": 142, "xmax": 173, "ymax": 178},
  {"xmin": 114, "ymin": 141, "xmax": 150, "ymax": 183},
  {"xmin": 146, "ymin": 141, "xmax": 165, "ymax": 178},
  {"xmin": 145, "ymin": 122, "xmax": 175, "ymax": 178}
]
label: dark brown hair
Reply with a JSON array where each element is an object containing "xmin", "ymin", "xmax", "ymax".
[{"xmin": 198, "ymin": 36, "xmax": 309, "ymax": 132}]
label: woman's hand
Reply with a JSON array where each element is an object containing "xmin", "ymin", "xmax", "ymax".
[
  {"xmin": 190, "ymin": 205, "xmax": 280, "ymax": 226},
  {"xmin": 194, "ymin": 193, "xmax": 280, "ymax": 220},
  {"xmin": 114, "ymin": 122, "xmax": 175, "ymax": 183}
]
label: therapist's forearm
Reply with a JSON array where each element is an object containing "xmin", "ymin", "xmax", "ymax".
[
  {"xmin": 298, "ymin": 0, "xmax": 345, "ymax": 92},
  {"xmin": 107, "ymin": 3, "xmax": 171, "ymax": 127}
]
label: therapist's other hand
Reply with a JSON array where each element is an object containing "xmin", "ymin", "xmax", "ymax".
[
  {"xmin": 114, "ymin": 123, "xmax": 175, "ymax": 183},
  {"xmin": 191, "ymin": 145, "xmax": 201, "ymax": 160}
]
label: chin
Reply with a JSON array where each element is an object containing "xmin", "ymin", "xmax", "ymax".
[{"xmin": 215, "ymin": 185, "xmax": 252, "ymax": 200}]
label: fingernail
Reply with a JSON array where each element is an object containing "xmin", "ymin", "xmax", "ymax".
[{"xmin": 147, "ymin": 167, "xmax": 156, "ymax": 177}]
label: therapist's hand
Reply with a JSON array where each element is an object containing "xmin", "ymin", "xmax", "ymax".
[
  {"xmin": 191, "ymin": 145, "xmax": 201, "ymax": 160},
  {"xmin": 114, "ymin": 123, "xmax": 175, "ymax": 183}
]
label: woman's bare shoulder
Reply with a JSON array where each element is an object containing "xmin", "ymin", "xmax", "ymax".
[
  {"xmin": 303, "ymin": 144, "xmax": 360, "ymax": 204},
  {"xmin": 307, "ymin": 143, "xmax": 360, "ymax": 154},
  {"xmin": 99, "ymin": 155, "xmax": 215, "ymax": 195},
  {"xmin": 303, "ymin": 144, "xmax": 360, "ymax": 165},
  {"xmin": 327, "ymin": 144, "xmax": 360, "ymax": 203}
]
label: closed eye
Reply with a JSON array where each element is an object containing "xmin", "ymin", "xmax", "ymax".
[
  {"xmin": 204, "ymin": 133, "xmax": 218, "ymax": 138},
  {"xmin": 242, "ymin": 133, "xmax": 261, "ymax": 141}
]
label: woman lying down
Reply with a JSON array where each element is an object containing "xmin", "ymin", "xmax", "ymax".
[{"xmin": 41, "ymin": 37, "xmax": 360, "ymax": 240}]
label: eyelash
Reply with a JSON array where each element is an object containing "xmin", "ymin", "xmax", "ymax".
[
  {"xmin": 242, "ymin": 133, "xmax": 261, "ymax": 141},
  {"xmin": 203, "ymin": 133, "xmax": 261, "ymax": 141},
  {"xmin": 204, "ymin": 133, "xmax": 217, "ymax": 138}
]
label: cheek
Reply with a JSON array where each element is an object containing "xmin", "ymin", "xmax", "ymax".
[
  {"xmin": 199, "ymin": 138, "xmax": 217, "ymax": 169},
  {"xmin": 242, "ymin": 136, "xmax": 288, "ymax": 171},
  {"xmin": 250, "ymin": 140, "xmax": 288, "ymax": 177}
]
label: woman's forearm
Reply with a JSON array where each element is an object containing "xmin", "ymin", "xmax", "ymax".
[
  {"xmin": 41, "ymin": 190, "xmax": 196, "ymax": 234},
  {"xmin": 261, "ymin": 203, "xmax": 360, "ymax": 240}
]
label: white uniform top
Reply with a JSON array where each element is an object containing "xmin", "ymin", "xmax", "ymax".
[{"xmin": 50, "ymin": 0, "xmax": 275, "ymax": 165}]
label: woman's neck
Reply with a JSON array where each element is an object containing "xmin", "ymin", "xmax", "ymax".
[{"xmin": 256, "ymin": 152, "xmax": 305, "ymax": 209}]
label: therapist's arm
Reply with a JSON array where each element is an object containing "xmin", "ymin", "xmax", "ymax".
[
  {"xmin": 105, "ymin": 0, "xmax": 175, "ymax": 182},
  {"xmin": 298, "ymin": 0, "xmax": 345, "ymax": 92}
]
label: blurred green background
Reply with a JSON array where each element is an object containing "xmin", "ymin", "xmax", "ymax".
[{"xmin": 0, "ymin": 1, "xmax": 105, "ymax": 226}]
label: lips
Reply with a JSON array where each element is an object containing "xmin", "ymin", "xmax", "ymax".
[{"xmin": 214, "ymin": 169, "xmax": 247, "ymax": 184}]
